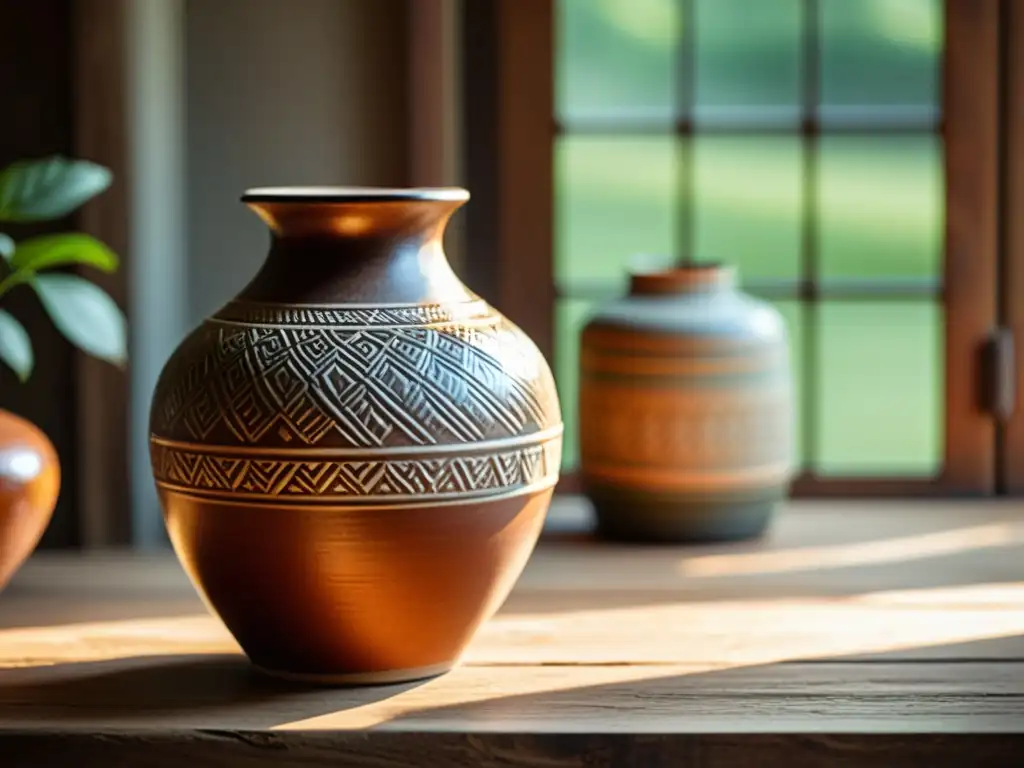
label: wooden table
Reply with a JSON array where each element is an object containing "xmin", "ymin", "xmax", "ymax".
[{"xmin": 1, "ymin": 498, "xmax": 1023, "ymax": 766}]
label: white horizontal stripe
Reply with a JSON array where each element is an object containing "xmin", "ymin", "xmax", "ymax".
[
  {"xmin": 155, "ymin": 476, "xmax": 558, "ymax": 508},
  {"xmin": 150, "ymin": 424, "xmax": 563, "ymax": 457}
]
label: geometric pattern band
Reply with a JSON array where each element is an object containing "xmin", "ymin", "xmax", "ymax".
[
  {"xmin": 151, "ymin": 435, "xmax": 562, "ymax": 501},
  {"xmin": 151, "ymin": 310, "xmax": 560, "ymax": 449}
]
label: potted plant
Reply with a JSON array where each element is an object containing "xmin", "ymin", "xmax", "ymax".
[{"xmin": 0, "ymin": 156, "xmax": 127, "ymax": 591}]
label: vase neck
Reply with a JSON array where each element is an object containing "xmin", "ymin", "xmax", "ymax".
[{"xmin": 236, "ymin": 189, "xmax": 472, "ymax": 306}]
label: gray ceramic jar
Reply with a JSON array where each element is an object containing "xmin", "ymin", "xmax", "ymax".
[{"xmin": 578, "ymin": 263, "xmax": 794, "ymax": 542}]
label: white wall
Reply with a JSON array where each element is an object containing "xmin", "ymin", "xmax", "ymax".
[
  {"xmin": 184, "ymin": 0, "xmax": 409, "ymax": 322},
  {"xmin": 128, "ymin": 0, "xmax": 188, "ymax": 547}
]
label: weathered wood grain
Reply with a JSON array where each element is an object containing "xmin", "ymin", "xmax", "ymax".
[
  {"xmin": 1, "ymin": 731, "xmax": 1021, "ymax": 768},
  {"xmin": 1, "ymin": 500, "xmax": 1023, "ymax": 765},
  {"xmin": 2, "ymin": 659, "xmax": 1022, "ymax": 731},
  {"xmin": 2, "ymin": 593, "xmax": 1024, "ymax": 669}
]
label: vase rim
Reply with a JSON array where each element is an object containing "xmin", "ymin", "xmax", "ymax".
[{"xmin": 242, "ymin": 186, "xmax": 470, "ymax": 204}]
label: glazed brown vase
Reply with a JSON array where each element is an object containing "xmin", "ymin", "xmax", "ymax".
[
  {"xmin": 149, "ymin": 187, "xmax": 562, "ymax": 684},
  {"xmin": 579, "ymin": 264, "xmax": 793, "ymax": 542},
  {"xmin": 0, "ymin": 410, "xmax": 60, "ymax": 592}
]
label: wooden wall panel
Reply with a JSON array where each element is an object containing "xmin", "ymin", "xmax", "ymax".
[{"xmin": 72, "ymin": 0, "xmax": 132, "ymax": 545}]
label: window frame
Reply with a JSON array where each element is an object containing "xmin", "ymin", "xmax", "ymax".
[
  {"xmin": 462, "ymin": 0, "xmax": 1001, "ymax": 498},
  {"xmin": 1000, "ymin": 0, "xmax": 1024, "ymax": 492}
]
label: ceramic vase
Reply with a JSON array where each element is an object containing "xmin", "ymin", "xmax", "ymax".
[
  {"xmin": 0, "ymin": 410, "xmax": 60, "ymax": 591},
  {"xmin": 579, "ymin": 263, "xmax": 793, "ymax": 542},
  {"xmin": 149, "ymin": 187, "xmax": 562, "ymax": 684}
]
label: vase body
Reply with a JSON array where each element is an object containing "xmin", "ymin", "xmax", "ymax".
[
  {"xmin": 0, "ymin": 410, "xmax": 60, "ymax": 591},
  {"xmin": 579, "ymin": 264, "xmax": 793, "ymax": 542},
  {"xmin": 149, "ymin": 188, "xmax": 562, "ymax": 684}
]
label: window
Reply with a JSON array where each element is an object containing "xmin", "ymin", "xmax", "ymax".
[{"xmin": 463, "ymin": 0, "xmax": 1002, "ymax": 497}]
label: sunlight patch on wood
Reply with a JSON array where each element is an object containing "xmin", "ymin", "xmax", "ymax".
[
  {"xmin": 272, "ymin": 664, "xmax": 705, "ymax": 731},
  {"xmin": 677, "ymin": 522, "xmax": 1024, "ymax": 577},
  {"xmin": 855, "ymin": 582, "xmax": 1024, "ymax": 606},
  {"xmin": 471, "ymin": 586, "xmax": 1024, "ymax": 665},
  {"xmin": 0, "ymin": 615, "xmax": 232, "ymax": 667},
  {"xmin": 279, "ymin": 581, "xmax": 1024, "ymax": 730}
]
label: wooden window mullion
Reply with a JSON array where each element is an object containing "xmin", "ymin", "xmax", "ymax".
[
  {"xmin": 941, "ymin": 0, "xmax": 1000, "ymax": 493},
  {"xmin": 999, "ymin": 0, "xmax": 1024, "ymax": 491}
]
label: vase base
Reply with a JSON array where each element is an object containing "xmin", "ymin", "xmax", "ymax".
[
  {"xmin": 252, "ymin": 660, "xmax": 455, "ymax": 687},
  {"xmin": 587, "ymin": 485, "xmax": 783, "ymax": 543}
]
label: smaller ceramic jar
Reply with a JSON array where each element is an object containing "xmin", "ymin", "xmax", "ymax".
[{"xmin": 579, "ymin": 263, "xmax": 794, "ymax": 542}]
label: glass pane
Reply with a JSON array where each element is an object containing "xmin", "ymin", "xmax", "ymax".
[
  {"xmin": 772, "ymin": 300, "xmax": 804, "ymax": 469},
  {"xmin": 694, "ymin": 0, "xmax": 801, "ymax": 124},
  {"xmin": 555, "ymin": 298, "xmax": 596, "ymax": 470},
  {"xmin": 819, "ymin": 0, "xmax": 942, "ymax": 123},
  {"xmin": 693, "ymin": 136, "xmax": 802, "ymax": 280},
  {"xmin": 556, "ymin": 136, "xmax": 679, "ymax": 291},
  {"xmin": 815, "ymin": 302, "xmax": 942, "ymax": 475},
  {"xmin": 557, "ymin": 0, "xmax": 678, "ymax": 124},
  {"xmin": 818, "ymin": 136, "xmax": 943, "ymax": 281}
]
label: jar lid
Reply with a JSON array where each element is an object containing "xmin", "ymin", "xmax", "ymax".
[{"xmin": 629, "ymin": 263, "xmax": 737, "ymax": 296}]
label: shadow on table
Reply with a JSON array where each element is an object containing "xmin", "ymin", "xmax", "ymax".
[
  {"xmin": 386, "ymin": 633, "xmax": 1024, "ymax": 763},
  {"xmin": 0, "ymin": 598, "xmax": 205, "ymax": 631},
  {"xmin": 0, "ymin": 654, "xmax": 428, "ymax": 728},
  {"xmin": 505, "ymin": 505, "xmax": 1024, "ymax": 615},
  {"xmin": 0, "ymin": 639, "xmax": 1020, "ymax": 767}
]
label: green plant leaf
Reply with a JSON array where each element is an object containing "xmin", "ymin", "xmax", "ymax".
[
  {"xmin": 0, "ymin": 234, "xmax": 13, "ymax": 263},
  {"xmin": 33, "ymin": 274, "xmax": 127, "ymax": 366},
  {"xmin": 10, "ymin": 233, "xmax": 119, "ymax": 274},
  {"xmin": 0, "ymin": 309, "xmax": 33, "ymax": 381},
  {"xmin": 0, "ymin": 157, "xmax": 112, "ymax": 222}
]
